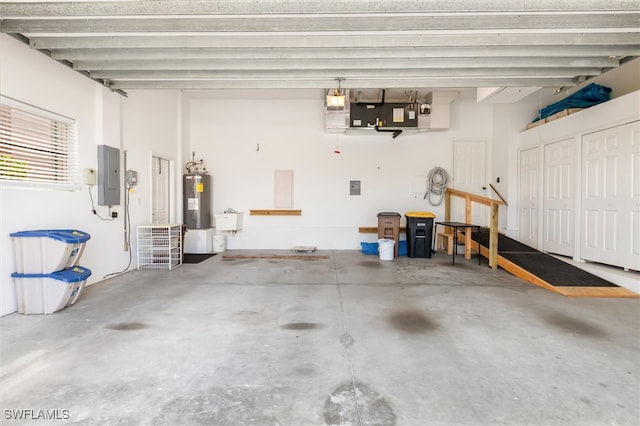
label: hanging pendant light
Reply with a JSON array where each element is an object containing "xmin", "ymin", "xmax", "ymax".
[{"xmin": 326, "ymin": 78, "xmax": 345, "ymax": 109}]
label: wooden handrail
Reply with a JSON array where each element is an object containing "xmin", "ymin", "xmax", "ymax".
[
  {"xmin": 489, "ymin": 184, "xmax": 508, "ymax": 206},
  {"xmin": 446, "ymin": 187, "xmax": 505, "ymax": 207},
  {"xmin": 444, "ymin": 188, "xmax": 504, "ymax": 269}
]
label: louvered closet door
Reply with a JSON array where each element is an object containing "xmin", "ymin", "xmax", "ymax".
[
  {"xmin": 518, "ymin": 147, "xmax": 540, "ymax": 249},
  {"xmin": 543, "ymin": 138, "xmax": 575, "ymax": 257},
  {"xmin": 582, "ymin": 121, "xmax": 639, "ymax": 269}
]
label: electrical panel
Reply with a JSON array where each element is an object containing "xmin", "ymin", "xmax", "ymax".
[
  {"xmin": 350, "ymin": 180, "xmax": 361, "ymax": 196},
  {"xmin": 97, "ymin": 145, "xmax": 120, "ymax": 206}
]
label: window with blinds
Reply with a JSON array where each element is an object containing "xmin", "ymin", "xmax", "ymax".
[{"xmin": 0, "ymin": 95, "xmax": 78, "ymax": 189}]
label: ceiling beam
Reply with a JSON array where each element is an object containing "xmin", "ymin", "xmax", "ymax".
[
  {"xmin": 1, "ymin": 0, "xmax": 638, "ymax": 16},
  {"xmin": 88, "ymin": 67, "xmax": 604, "ymax": 80},
  {"xmin": 3, "ymin": 14, "xmax": 638, "ymax": 33},
  {"xmin": 28, "ymin": 33, "xmax": 640, "ymax": 50},
  {"xmin": 50, "ymin": 45, "xmax": 640, "ymax": 61},
  {"xmin": 107, "ymin": 77, "xmax": 577, "ymax": 90},
  {"xmin": 2, "ymin": 0, "xmax": 636, "ymax": 92},
  {"xmin": 72, "ymin": 57, "xmax": 618, "ymax": 71}
]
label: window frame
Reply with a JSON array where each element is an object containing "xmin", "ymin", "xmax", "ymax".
[{"xmin": 0, "ymin": 95, "xmax": 79, "ymax": 191}]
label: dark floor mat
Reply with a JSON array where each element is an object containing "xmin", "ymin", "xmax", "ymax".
[
  {"xmin": 471, "ymin": 229, "xmax": 618, "ymax": 288},
  {"xmin": 183, "ymin": 253, "xmax": 216, "ymax": 264},
  {"xmin": 502, "ymin": 253, "xmax": 618, "ymax": 287},
  {"xmin": 474, "ymin": 229, "xmax": 537, "ymax": 253}
]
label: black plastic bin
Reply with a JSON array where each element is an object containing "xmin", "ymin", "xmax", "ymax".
[{"xmin": 405, "ymin": 212, "xmax": 435, "ymax": 258}]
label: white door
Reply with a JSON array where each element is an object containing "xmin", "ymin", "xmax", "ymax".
[
  {"xmin": 452, "ymin": 140, "xmax": 487, "ymax": 225},
  {"xmin": 631, "ymin": 123, "xmax": 640, "ymax": 271},
  {"xmin": 543, "ymin": 139, "xmax": 574, "ymax": 256},
  {"xmin": 581, "ymin": 122, "xmax": 636, "ymax": 268},
  {"xmin": 152, "ymin": 156, "xmax": 170, "ymax": 224},
  {"xmin": 518, "ymin": 147, "xmax": 540, "ymax": 249}
]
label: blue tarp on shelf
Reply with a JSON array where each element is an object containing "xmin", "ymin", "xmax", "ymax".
[{"xmin": 533, "ymin": 83, "xmax": 612, "ymax": 122}]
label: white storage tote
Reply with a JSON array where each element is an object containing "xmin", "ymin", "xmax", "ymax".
[
  {"xmin": 10, "ymin": 229, "xmax": 91, "ymax": 274},
  {"xmin": 11, "ymin": 266, "xmax": 91, "ymax": 315}
]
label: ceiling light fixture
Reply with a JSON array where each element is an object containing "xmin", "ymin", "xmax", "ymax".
[{"xmin": 326, "ymin": 78, "xmax": 345, "ymax": 109}]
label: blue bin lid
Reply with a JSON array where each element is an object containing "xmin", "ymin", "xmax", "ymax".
[
  {"xmin": 12, "ymin": 266, "xmax": 92, "ymax": 282},
  {"xmin": 10, "ymin": 229, "xmax": 91, "ymax": 243}
]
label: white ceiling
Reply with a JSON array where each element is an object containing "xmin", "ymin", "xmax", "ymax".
[{"xmin": 1, "ymin": 0, "xmax": 638, "ymax": 95}]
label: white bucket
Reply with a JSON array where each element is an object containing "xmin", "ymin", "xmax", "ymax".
[
  {"xmin": 378, "ymin": 239, "xmax": 395, "ymax": 261},
  {"xmin": 213, "ymin": 234, "xmax": 226, "ymax": 253}
]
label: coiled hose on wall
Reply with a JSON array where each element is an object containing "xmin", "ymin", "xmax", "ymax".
[{"xmin": 424, "ymin": 166, "xmax": 448, "ymax": 206}]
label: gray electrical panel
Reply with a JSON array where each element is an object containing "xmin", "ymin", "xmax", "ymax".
[
  {"xmin": 350, "ymin": 180, "xmax": 361, "ymax": 196},
  {"xmin": 97, "ymin": 145, "xmax": 120, "ymax": 206}
]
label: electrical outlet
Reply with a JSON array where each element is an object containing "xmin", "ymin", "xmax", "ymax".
[
  {"xmin": 126, "ymin": 169, "xmax": 138, "ymax": 187},
  {"xmin": 84, "ymin": 168, "xmax": 96, "ymax": 186}
]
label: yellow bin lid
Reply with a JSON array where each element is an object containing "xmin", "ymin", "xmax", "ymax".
[{"xmin": 405, "ymin": 211, "xmax": 435, "ymax": 218}]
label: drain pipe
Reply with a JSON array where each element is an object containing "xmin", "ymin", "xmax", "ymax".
[
  {"xmin": 123, "ymin": 149, "xmax": 128, "ymax": 251},
  {"xmin": 374, "ymin": 126, "xmax": 403, "ymax": 138}
]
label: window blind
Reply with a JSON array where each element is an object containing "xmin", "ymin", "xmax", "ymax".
[{"xmin": 0, "ymin": 95, "xmax": 78, "ymax": 189}]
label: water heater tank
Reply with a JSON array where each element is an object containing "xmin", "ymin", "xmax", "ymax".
[{"xmin": 183, "ymin": 174, "xmax": 212, "ymax": 229}]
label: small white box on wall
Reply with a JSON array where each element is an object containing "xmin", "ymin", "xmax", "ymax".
[{"xmin": 274, "ymin": 170, "xmax": 294, "ymax": 208}]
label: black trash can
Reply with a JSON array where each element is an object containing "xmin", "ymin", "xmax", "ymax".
[{"xmin": 405, "ymin": 211, "xmax": 435, "ymax": 258}]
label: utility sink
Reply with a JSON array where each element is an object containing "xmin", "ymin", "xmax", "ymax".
[{"xmin": 214, "ymin": 212, "xmax": 244, "ymax": 231}]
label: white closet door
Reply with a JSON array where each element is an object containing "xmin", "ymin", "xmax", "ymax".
[
  {"xmin": 543, "ymin": 138, "xmax": 574, "ymax": 257},
  {"xmin": 452, "ymin": 140, "xmax": 487, "ymax": 225},
  {"xmin": 581, "ymin": 121, "xmax": 637, "ymax": 268},
  {"xmin": 628, "ymin": 123, "xmax": 640, "ymax": 271},
  {"xmin": 519, "ymin": 147, "xmax": 540, "ymax": 249}
]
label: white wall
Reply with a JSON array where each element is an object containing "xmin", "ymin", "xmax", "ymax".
[
  {"xmin": 184, "ymin": 89, "xmax": 495, "ymax": 249},
  {"xmin": 120, "ymin": 89, "xmax": 182, "ymax": 233},
  {"xmin": 491, "ymin": 91, "xmax": 556, "ymax": 236},
  {"xmin": 0, "ymin": 36, "xmax": 184, "ymax": 316},
  {"xmin": 5, "ymin": 33, "xmax": 634, "ymax": 315},
  {"xmin": 0, "ymin": 35, "xmax": 126, "ymax": 316}
]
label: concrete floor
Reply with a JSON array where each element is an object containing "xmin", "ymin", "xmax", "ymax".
[{"xmin": 1, "ymin": 250, "xmax": 638, "ymax": 426}]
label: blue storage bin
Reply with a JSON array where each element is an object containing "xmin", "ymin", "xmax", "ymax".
[
  {"xmin": 11, "ymin": 266, "xmax": 91, "ymax": 315},
  {"xmin": 10, "ymin": 229, "xmax": 91, "ymax": 274}
]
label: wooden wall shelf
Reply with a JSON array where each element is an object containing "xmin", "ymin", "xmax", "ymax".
[
  {"xmin": 250, "ymin": 209, "xmax": 302, "ymax": 216},
  {"xmin": 359, "ymin": 226, "xmax": 407, "ymax": 233}
]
